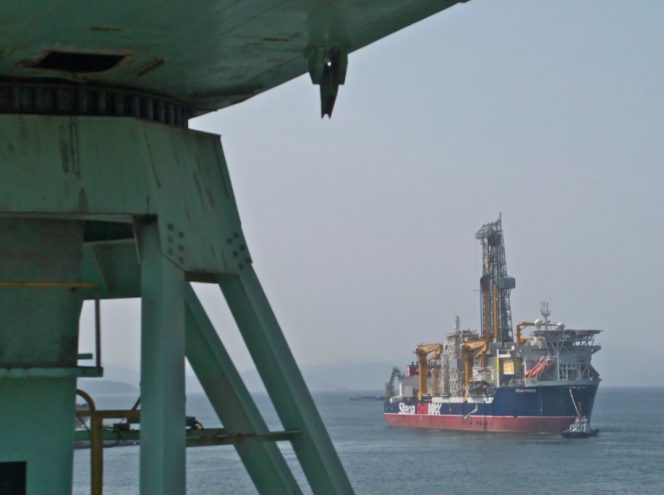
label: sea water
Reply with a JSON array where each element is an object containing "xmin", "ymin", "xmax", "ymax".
[{"xmin": 73, "ymin": 387, "xmax": 664, "ymax": 494}]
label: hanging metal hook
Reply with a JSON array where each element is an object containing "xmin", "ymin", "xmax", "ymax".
[{"xmin": 307, "ymin": 46, "xmax": 348, "ymax": 118}]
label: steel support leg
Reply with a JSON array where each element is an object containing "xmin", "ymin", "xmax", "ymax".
[
  {"xmin": 219, "ymin": 269, "xmax": 354, "ymax": 495},
  {"xmin": 139, "ymin": 222, "xmax": 186, "ymax": 495},
  {"xmin": 184, "ymin": 285, "xmax": 302, "ymax": 495},
  {"xmin": 0, "ymin": 219, "xmax": 83, "ymax": 494}
]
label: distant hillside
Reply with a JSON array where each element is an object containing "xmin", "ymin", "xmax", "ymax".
[
  {"xmin": 80, "ymin": 361, "xmax": 399, "ymax": 395},
  {"xmin": 78, "ymin": 378, "xmax": 139, "ymax": 394},
  {"xmin": 239, "ymin": 360, "xmax": 397, "ymax": 393}
]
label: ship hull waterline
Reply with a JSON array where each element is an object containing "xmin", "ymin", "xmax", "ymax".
[
  {"xmin": 384, "ymin": 413, "xmax": 576, "ymax": 433},
  {"xmin": 384, "ymin": 384, "xmax": 598, "ymax": 434}
]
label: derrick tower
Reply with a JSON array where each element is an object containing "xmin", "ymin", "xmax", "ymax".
[
  {"xmin": 0, "ymin": 1, "xmax": 470, "ymax": 494},
  {"xmin": 475, "ymin": 216, "xmax": 516, "ymax": 343}
]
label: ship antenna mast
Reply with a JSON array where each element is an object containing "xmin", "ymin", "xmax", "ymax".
[
  {"xmin": 475, "ymin": 215, "xmax": 516, "ymax": 342},
  {"xmin": 540, "ymin": 301, "xmax": 551, "ymax": 325}
]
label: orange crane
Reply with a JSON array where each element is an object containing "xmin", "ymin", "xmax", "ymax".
[
  {"xmin": 515, "ymin": 321, "xmax": 536, "ymax": 345},
  {"xmin": 413, "ymin": 344, "xmax": 443, "ymax": 400},
  {"xmin": 515, "ymin": 319, "xmax": 561, "ymax": 345},
  {"xmin": 461, "ymin": 340, "xmax": 488, "ymax": 396}
]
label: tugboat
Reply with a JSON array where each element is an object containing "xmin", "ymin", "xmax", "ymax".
[
  {"xmin": 562, "ymin": 416, "xmax": 599, "ymax": 438},
  {"xmin": 562, "ymin": 388, "xmax": 599, "ymax": 438}
]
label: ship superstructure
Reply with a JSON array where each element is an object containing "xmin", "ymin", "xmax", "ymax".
[{"xmin": 384, "ymin": 218, "xmax": 602, "ymax": 433}]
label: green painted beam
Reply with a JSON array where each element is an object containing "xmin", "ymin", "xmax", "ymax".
[
  {"xmin": 184, "ymin": 284, "xmax": 303, "ymax": 495},
  {"xmin": 220, "ymin": 269, "xmax": 354, "ymax": 495},
  {"xmin": 0, "ymin": 366, "xmax": 102, "ymax": 378},
  {"xmin": 138, "ymin": 221, "xmax": 186, "ymax": 495}
]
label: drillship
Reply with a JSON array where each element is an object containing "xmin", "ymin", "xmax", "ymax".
[{"xmin": 384, "ymin": 217, "xmax": 602, "ymax": 433}]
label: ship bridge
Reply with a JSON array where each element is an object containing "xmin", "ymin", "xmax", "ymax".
[{"xmin": 522, "ymin": 329, "xmax": 601, "ymax": 385}]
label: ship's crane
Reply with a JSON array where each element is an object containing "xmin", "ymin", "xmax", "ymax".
[
  {"xmin": 385, "ymin": 367, "xmax": 402, "ymax": 399},
  {"xmin": 475, "ymin": 215, "xmax": 516, "ymax": 343},
  {"xmin": 515, "ymin": 303, "xmax": 565, "ymax": 345},
  {"xmin": 461, "ymin": 340, "xmax": 488, "ymax": 395},
  {"xmin": 515, "ymin": 322, "xmax": 535, "ymax": 346},
  {"xmin": 414, "ymin": 343, "xmax": 443, "ymax": 400}
]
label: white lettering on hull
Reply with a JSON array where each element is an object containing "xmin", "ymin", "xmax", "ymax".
[
  {"xmin": 427, "ymin": 403, "xmax": 441, "ymax": 415},
  {"xmin": 398, "ymin": 403, "xmax": 415, "ymax": 415}
]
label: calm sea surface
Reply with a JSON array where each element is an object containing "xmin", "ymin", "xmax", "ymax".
[{"xmin": 73, "ymin": 387, "xmax": 664, "ymax": 494}]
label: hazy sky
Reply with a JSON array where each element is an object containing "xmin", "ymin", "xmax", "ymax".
[{"xmin": 81, "ymin": 1, "xmax": 664, "ymax": 387}]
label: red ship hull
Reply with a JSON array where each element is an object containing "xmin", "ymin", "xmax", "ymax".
[{"xmin": 384, "ymin": 413, "xmax": 576, "ymax": 433}]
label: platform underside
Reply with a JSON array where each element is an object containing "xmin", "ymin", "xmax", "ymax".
[{"xmin": 0, "ymin": 0, "xmax": 463, "ymax": 114}]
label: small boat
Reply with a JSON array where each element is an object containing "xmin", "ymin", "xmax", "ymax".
[{"xmin": 562, "ymin": 416, "xmax": 599, "ymax": 438}]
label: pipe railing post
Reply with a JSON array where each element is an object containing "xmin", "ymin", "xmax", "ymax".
[{"xmin": 76, "ymin": 389, "xmax": 103, "ymax": 495}]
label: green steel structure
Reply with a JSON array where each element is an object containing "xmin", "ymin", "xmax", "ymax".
[{"xmin": 0, "ymin": 1, "xmax": 467, "ymax": 493}]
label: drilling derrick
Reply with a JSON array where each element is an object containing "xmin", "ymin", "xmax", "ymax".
[{"xmin": 475, "ymin": 216, "xmax": 515, "ymax": 343}]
